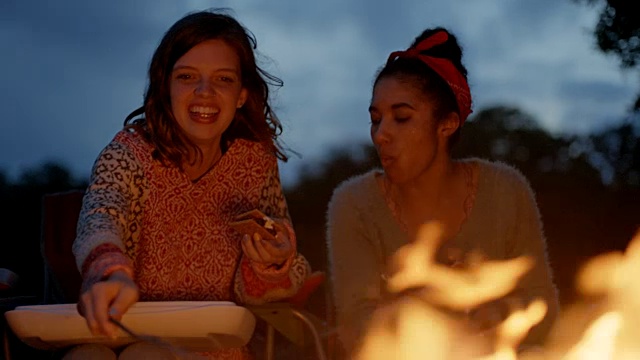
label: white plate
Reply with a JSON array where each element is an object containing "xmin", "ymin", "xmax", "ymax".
[{"xmin": 4, "ymin": 301, "xmax": 256, "ymax": 351}]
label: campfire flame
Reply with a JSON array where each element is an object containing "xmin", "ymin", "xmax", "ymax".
[
  {"xmin": 356, "ymin": 222, "xmax": 640, "ymax": 360},
  {"xmin": 386, "ymin": 222, "xmax": 535, "ymax": 311},
  {"xmin": 559, "ymin": 229, "xmax": 640, "ymax": 360}
]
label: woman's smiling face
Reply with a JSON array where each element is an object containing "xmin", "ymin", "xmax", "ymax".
[{"xmin": 170, "ymin": 39, "xmax": 248, "ymax": 149}]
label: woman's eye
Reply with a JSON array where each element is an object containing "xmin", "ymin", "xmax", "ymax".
[
  {"xmin": 370, "ymin": 117, "xmax": 381, "ymax": 125},
  {"xmin": 395, "ymin": 117, "xmax": 410, "ymax": 123},
  {"xmin": 218, "ymin": 76, "xmax": 235, "ymax": 83},
  {"xmin": 176, "ymin": 73, "xmax": 194, "ymax": 80}
]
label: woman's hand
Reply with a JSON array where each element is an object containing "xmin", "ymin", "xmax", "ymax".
[
  {"xmin": 77, "ymin": 269, "xmax": 139, "ymax": 338},
  {"xmin": 241, "ymin": 218, "xmax": 294, "ymax": 266},
  {"xmin": 467, "ymin": 299, "xmax": 509, "ymax": 332}
]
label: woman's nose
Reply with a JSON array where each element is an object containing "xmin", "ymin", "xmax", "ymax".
[
  {"xmin": 195, "ymin": 79, "xmax": 215, "ymax": 97},
  {"xmin": 372, "ymin": 119, "xmax": 392, "ymax": 146}
]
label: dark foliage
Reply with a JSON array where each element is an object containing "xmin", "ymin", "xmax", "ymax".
[{"xmin": 575, "ymin": 0, "xmax": 640, "ymax": 112}]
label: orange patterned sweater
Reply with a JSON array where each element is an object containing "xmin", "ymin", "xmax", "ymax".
[{"xmin": 73, "ymin": 128, "xmax": 310, "ymax": 359}]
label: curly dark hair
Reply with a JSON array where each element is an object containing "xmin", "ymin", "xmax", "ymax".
[
  {"xmin": 375, "ymin": 27, "xmax": 470, "ymax": 148},
  {"xmin": 124, "ymin": 9, "xmax": 287, "ymax": 168}
]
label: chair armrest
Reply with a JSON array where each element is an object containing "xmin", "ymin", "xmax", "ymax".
[
  {"xmin": 246, "ymin": 271, "xmax": 329, "ymax": 360},
  {"xmin": 246, "ymin": 303, "xmax": 327, "ymax": 360},
  {"xmin": 247, "ymin": 303, "xmax": 325, "ymax": 346},
  {"xmin": 0, "ymin": 269, "xmax": 18, "ymax": 292}
]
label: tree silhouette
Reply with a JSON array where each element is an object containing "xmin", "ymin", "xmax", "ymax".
[
  {"xmin": 586, "ymin": 122, "xmax": 640, "ymax": 188},
  {"xmin": 0, "ymin": 170, "xmax": 6, "ymax": 189},
  {"xmin": 18, "ymin": 162, "xmax": 76, "ymax": 190},
  {"xmin": 575, "ymin": 0, "xmax": 640, "ymax": 112},
  {"xmin": 454, "ymin": 106, "xmax": 605, "ymax": 186}
]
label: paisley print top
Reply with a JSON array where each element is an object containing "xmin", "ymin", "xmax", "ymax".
[{"xmin": 72, "ymin": 129, "xmax": 310, "ymax": 359}]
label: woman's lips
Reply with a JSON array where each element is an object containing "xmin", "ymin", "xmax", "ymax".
[
  {"xmin": 189, "ymin": 105, "xmax": 219, "ymax": 124},
  {"xmin": 379, "ymin": 155, "xmax": 396, "ymax": 167},
  {"xmin": 189, "ymin": 111, "xmax": 217, "ymax": 124}
]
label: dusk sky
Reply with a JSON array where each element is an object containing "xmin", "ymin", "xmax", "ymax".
[{"xmin": 1, "ymin": 1, "xmax": 636, "ymax": 186}]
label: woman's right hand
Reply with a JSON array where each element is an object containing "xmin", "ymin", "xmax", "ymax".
[{"xmin": 77, "ymin": 269, "xmax": 139, "ymax": 338}]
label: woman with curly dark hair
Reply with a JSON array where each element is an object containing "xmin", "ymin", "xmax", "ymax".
[{"xmin": 327, "ymin": 27, "xmax": 558, "ymax": 356}]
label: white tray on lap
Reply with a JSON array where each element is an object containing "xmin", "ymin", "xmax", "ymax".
[{"xmin": 4, "ymin": 301, "xmax": 256, "ymax": 351}]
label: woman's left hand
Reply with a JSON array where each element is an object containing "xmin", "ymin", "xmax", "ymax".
[
  {"xmin": 467, "ymin": 300, "xmax": 508, "ymax": 332},
  {"xmin": 468, "ymin": 294, "xmax": 525, "ymax": 333},
  {"xmin": 241, "ymin": 218, "xmax": 294, "ymax": 266}
]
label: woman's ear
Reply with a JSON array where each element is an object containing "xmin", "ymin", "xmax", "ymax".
[
  {"xmin": 438, "ymin": 112, "xmax": 460, "ymax": 138},
  {"xmin": 237, "ymin": 88, "xmax": 248, "ymax": 109}
]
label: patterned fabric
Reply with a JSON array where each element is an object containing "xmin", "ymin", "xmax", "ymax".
[{"xmin": 72, "ymin": 129, "xmax": 310, "ymax": 359}]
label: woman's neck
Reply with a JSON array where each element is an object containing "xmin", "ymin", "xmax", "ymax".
[
  {"xmin": 184, "ymin": 143, "xmax": 223, "ymax": 181},
  {"xmin": 396, "ymin": 157, "xmax": 457, "ymax": 206},
  {"xmin": 383, "ymin": 156, "xmax": 470, "ymax": 240}
]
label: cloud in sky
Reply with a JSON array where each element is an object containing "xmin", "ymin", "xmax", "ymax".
[{"xmin": 0, "ymin": 0, "xmax": 636, "ymax": 185}]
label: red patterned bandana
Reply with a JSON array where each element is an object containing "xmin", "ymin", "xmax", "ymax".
[{"xmin": 387, "ymin": 30, "xmax": 472, "ymax": 123}]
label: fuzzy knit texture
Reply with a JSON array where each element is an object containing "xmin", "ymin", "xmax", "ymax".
[
  {"xmin": 72, "ymin": 128, "xmax": 310, "ymax": 359},
  {"xmin": 326, "ymin": 158, "xmax": 559, "ymax": 353}
]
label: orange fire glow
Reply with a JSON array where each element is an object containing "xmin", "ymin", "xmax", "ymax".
[{"xmin": 356, "ymin": 223, "xmax": 640, "ymax": 360}]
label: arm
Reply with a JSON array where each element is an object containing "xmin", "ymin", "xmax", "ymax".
[
  {"xmin": 72, "ymin": 140, "xmax": 138, "ymax": 294},
  {"xmin": 72, "ymin": 138, "xmax": 142, "ymax": 336},
  {"xmin": 505, "ymin": 173, "xmax": 559, "ymax": 346},
  {"xmin": 327, "ymin": 184, "xmax": 384, "ymax": 354},
  {"xmin": 234, "ymin": 156, "xmax": 310, "ymax": 304}
]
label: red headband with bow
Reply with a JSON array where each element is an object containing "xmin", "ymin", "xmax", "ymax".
[{"xmin": 387, "ymin": 30, "xmax": 472, "ymax": 123}]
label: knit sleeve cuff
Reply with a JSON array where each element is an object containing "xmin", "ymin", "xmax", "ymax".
[{"xmin": 80, "ymin": 243, "xmax": 133, "ymax": 293}]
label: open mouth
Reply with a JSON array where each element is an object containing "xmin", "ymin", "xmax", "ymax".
[
  {"xmin": 189, "ymin": 106, "xmax": 219, "ymax": 122},
  {"xmin": 380, "ymin": 155, "xmax": 396, "ymax": 167}
]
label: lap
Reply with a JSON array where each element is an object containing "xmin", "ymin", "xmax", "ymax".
[
  {"xmin": 62, "ymin": 342, "xmax": 176, "ymax": 360},
  {"xmin": 61, "ymin": 344, "xmax": 117, "ymax": 360},
  {"xmin": 63, "ymin": 342, "xmax": 250, "ymax": 359}
]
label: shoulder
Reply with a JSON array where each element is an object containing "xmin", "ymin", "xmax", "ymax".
[
  {"xmin": 112, "ymin": 127, "xmax": 148, "ymax": 146},
  {"xmin": 92, "ymin": 129, "xmax": 149, "ymax": 173},
  {"xmin": 102, "ymin": 128, "xmax": 151, "ymax": 156},
  {"xmin": 230, "ymin": 138, "xmax": 270, "ymax": 153},
  {"xmin": 229, "ymin": 139, "xmax": 276, "ymax": 162},
  {"xmin": 475, "ymin": 158, "xmax": 533, "ymax": 192},
  {"xmin": 326, "ymin": 171, "xmax": 381, "ymax": 248},
  {"xmin": 472, "ymin": 158, "xmax": 538, "ymax": 209},
  {"xmin": 328, "ymin": 170, "xmax": 379, "ymax": 214},
  {"xmin": 99, "ymin": 130, "xmax": 135, "ymax": 158}
]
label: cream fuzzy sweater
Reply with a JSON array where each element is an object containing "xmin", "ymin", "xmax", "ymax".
[{"xmin": 326, "ymin": 159, "xmax": 559, "ymax": 352}]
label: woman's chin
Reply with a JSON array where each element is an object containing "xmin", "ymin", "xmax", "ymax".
[{"xmin": 383, "ymin": 169, "xmax": 407, "ymax": 184}]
